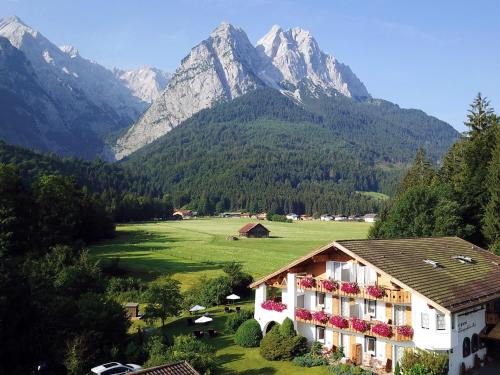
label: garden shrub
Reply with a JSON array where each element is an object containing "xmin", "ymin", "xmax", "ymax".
[
  {"xmin": 234, "ymin": 319, "xmax": 262, "ymax": 347},
  {"xmin": 400, "ymin": 348, "xmax": 448, "ymax": 375},
  {"xmin": 329, "ymin": 363, "xmax": 374, "ymax": 375},
  {"xmin": 225, "ymin": 309, "xmax": 253, "ymax": 333},
  {"xmin": 406, "ymin": 363, "xmax": 434, "ymax": 375},
  {"xmin": 259, "ymin": 318, "xmax": 307, "ymax": 361},
  {"xmin": 292, "ymin": 353, "xmax": 328, "ymax": 367}
]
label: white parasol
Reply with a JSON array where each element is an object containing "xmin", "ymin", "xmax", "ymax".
[
  {"xmin": 195, "ymin": 316, "xmax": 213, "ymax": 324},
  {"xmin": 226, "ymin": 294, "xmax": 241, "ymax": 304},
  {"xmin": 189, "ymin": 305, "xmax": 206, "ymax": 313}
]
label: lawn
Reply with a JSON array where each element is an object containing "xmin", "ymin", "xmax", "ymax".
[{"xmin": 90, "ymin": 218, "xmax": 372, "ymax": 289}]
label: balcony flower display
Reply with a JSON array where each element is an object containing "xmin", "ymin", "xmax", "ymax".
[
  {"xmin": 329, "ymin": 315, "xmax": 349, "ymax": 329},
  {"xmin": 351, "ymin": 317, "xmax": 369, "ymax": 332},
  {"xmin": 295, "ymin": 308, "xmax": 312, "ymax": 321},
  {"xmin": 321, "ymin": 279, "xmax": 338, "ymax": 292},
  {"xmin": 261, "ymin": 300, "xmax": 287, "ymax": 312},
  {"xmin": 300, "ymin": 277, "xmax": 316, "ymax": 289},
  {"xmin": 340, "ymin": 282, "xmax": 360, "ymax": 294},
  {"xmin": 312, "ymin": 310, "xmax": 329, "ymax": 324},
  {"xmin": 366, "ymin": 285, "xmax": 385, "ymax": 299},
  {"xmin": 372, "ymin": 322, "xmax": 392, "ymax": 338},
  {"xmin": 397, "ymin": 325, "xmax": 414, "ymax": 338}
]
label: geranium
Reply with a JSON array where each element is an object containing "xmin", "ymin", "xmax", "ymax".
[
  {"xmin": 372, "ymin": 323, "xmax": 392, "ymax": 337},
  {"xmin": 397, "ymin": 325, "xmax": 414, "ymax": 338},
  {"xmin": 340, "ymin": 282, "xmax": 360, "ymax": 294},
  {"xmin": 312, "ymin": 310, "xmax": 329, "ymax": 324},
  {"xmin": 351, "ymin": 317, "xmax": 369, "ymax": 332},
  {"xmin": 366, "ymin": 285, "xmax": 385, "ymax": 299},
  {"xmin": 329, "ymin": 315, "xmax": 349, "ymax": 329},
  {"xmin": 321, "ymin": 279, "xmax": 338, "ymax": 292},
  {"xmin": 295, "ymin": 308, "xmax": 312, "ymax": 320},
  {"xmin": 300, "ymin": 277, "xmax": 316, "ymax": 289},
  {"xmin": 261, "ymin": 300, "xmax": 287, "ymax": 312}
]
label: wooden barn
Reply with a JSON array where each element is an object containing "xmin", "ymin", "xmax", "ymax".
[{"xmin": 238, "ymin": 223, "xmax": 270, "ymax": 238}]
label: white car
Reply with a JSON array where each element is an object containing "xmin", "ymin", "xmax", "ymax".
[{"xmin": 89, "ymin": 362, "xmax": 142, "ymax": 375}]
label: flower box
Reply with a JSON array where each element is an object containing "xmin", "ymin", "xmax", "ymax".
[
  {"xmin": 340, "ymin": 282, "xmax": 360, "ymax": 294},
  {"xmin": 366, "ymin": 285, "xmax": 385, "ymax": 299},
  {"xmin": 261, "ymin": 300, "xmax": 287, "ymax": 312},
  {"xmin": 296, "ymin": 309, "xmax": 312, "ymax": 320},
  {"xmin": 329, "ymin": 315, "xmax": 349, "ymax": 329},
  {"xmin": 312, "ymin": 311, "xmax": 329, "ymax": 324},
  {"xmin": 372, "ymin": 323, "xmax": 392, "ymax": 337},
  {"xmin": 300, "ymin": 277, "xmax": 316, "ymax": 289},
  {"xmin": 321, "ymin": 279, "xmax": 338, "ymax": 292},
  {"xmin": 351, "ymin": 317, "xmax": 369, "ymax": 332},
  {"xmin": 396, "ymin": 325, "xmax": 414, "ymax": 338}
]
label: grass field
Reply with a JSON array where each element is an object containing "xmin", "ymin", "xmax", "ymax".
[{"xmin": 90, "ymin": 218, "xmax": 372, "ymax": 289}]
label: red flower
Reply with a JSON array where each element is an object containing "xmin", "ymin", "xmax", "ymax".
[
  {"xmin": 372, "ymin": 323, "xmax": 392, "ymax": 337},
  {"xmin": 351, "ymin": 317, "xmax": 369, "ymax": 332},
  {"xmin": 296, "ymin": 309, "xmax": 312, "ymax": 320},
  {"xmin": 366, "ymin": 285, "xmax": 385, "ymax": 298},
  {"xmin": 341, "ymin": 282, "xmax": 360, "ymax": 294},
  {"xmin": 261, "ymin": 300, "xmax": 287, "ymax": 312},
  {"xmin": 312, "ymin": 311, "xmax": 329, "ymax": 324},
  {"xmin": 329, "ymin": 315, "xmax": 349, "ymax": 329},
  {"xmin": 300, "ymin": 277, "xmax": 316, "ymax": 288},
  {"xmin": 397, "ymin": 325, "xmax": 414, "ymax": 338},
  {"xmin": 321, "ymin": 279, "xmax": 338, "ymax": 292}
]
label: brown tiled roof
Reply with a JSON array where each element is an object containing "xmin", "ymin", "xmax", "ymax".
[
  {"xmin": 131, "ymin": 361, "xmax": 199, "ymax": 375},
  {"xmin": 238, "ymin": 223, "xmax": 269, "ymax": 234}
]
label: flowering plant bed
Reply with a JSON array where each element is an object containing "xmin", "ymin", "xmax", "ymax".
[
  {"xmin": 351, "ymin": 317, "xmax": 369, "ymax": 332},
  {"xmin": 372, "ymin": 323, "xmax": 392, "ymax": 337},
  {"xmin": 299, "ymin": 277, "xmax": 316, "ymax": 288},
  {"xmin": 340, "ymin": 282, "xmax": 360, "ymax": 294},
  {"xmin": 261, "ymin": 300, "xmax": 287, "ymax": 312},
  {"xmin": 312, "ymin": 311, "xmax": 329, "ymax": 324},
  {"xmin": 295, "ymin": 309, "xmax": 312, "ymax": 320},
  {"xmin": 396, "ymin": 325, "xmax": 414, "ymax": 338},
  {"xmin": 320, "ymin": 279, "xmax": 338, "ymax": 292},
  {"xmin": 366, "ymin": 285, "xmax": 385, "ymax": 298},
  {"xmin": 329, "ymin": 315, "xmax": 349, "ymax": 329}
]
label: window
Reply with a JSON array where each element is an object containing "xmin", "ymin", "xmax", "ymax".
[
  {"xmin": 394, "ymin": 305, "xmax": 406, "ymax": 326},
  {"xmin": 316, "ymin": 326, "xmax": 325, "ymax": 342},
  {"xmin": 471, "ymin": 334, "xmax": 479, "ymax": 353},
  {"xmin": 296, "ymin": 294, "xmax": 304, "ymax": 308},
  {"xmin": 365, "ymin": 299, "xmax": 376, "ymax": 317},
  {"xmin": 316, "ymin": 292, "xmax": 326, "ymax": 306},
  {"xmin": 436, "ymin": 313, "xmax": 446, "ymax": 330},
  {"xmin": 463, "ymin": 337, "xmax": 471, "ymax": 358},
  {"xmin": 365, "ymin": 336, "xmax": 376, "ymax": 355},
  {"xmin": 421, "ymin": 312, "xmax": 429, "ymax": 329},
  {"xmin": 341, "ymin": 297, "xmax": 350, "ymax": 317}
]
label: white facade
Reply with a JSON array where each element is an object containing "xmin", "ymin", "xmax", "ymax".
[{"xmin": 286, "ymin": 213, "xmax": 299, "ymax": 220}]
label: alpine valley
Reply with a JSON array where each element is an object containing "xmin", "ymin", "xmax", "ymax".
[{"xmin": 0, "ymin": 17, "xmax": 460, "ymax": 214}]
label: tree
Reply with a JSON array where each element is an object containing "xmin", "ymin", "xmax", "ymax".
[
  {"xmin": 259, "ymin": 318, "xmax": 307, "ymax": 361},
  {"xmin": 483, "ymin": 128, "xmax": 500, "ymax": 254},
  {"xmin": 145, "ymin": 277, "xmax": 183, "ymax": 326},
  {"xmin": 464, "ymin": 93, "xmax": 497, "ymax": 137},
  {"xmin": 398, "ymin": 148, "xmax": 435, "ymax": 195},
  {"xmin": 222, "ymin": 261, "xmax": 253, "ymax": 297}
]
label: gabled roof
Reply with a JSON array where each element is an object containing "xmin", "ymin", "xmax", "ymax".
[
  {"xmin": 238, "ymin": 223, "xmax": 269, "ymax": 233},
  {"xmin": 131, "ymin": 361, "xmax": 199, "ymax": 375},
  {"xmin": 251, "ymin": 237, "xmax": 500, "ymax": 313}
]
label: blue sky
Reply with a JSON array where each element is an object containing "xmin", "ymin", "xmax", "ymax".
[{"xmin": 1, "ymin": 0, "xmax": 499, "ymax": 131}]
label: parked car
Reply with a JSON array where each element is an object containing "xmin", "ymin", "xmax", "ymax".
[{"xmin": 89, "ymin": 362, "xmax": 142, "ymax": 375}]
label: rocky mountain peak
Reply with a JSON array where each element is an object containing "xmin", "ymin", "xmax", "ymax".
[{"xmin": 59, "ymin": 45, "xmax": 79, "ymax": 58}]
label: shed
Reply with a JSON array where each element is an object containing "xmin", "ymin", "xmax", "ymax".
[
  {"xmin": 238, "ymin": 223, "xmax": 270, "ymax": 238},
  {"xmin": 124, "ymin": 302, "xmax": 139, "ymax": 318}
]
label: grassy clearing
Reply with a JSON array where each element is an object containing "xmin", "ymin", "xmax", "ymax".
[
  {"xmin": 90, "ymin": 218, "xmax": 371, "ymax": 289},
  {"xmin": 356, "ymin": 191, "xmax": 390, "ymax": 201}
]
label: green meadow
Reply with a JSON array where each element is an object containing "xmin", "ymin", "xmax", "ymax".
[{"xmin": 90, "ymin": 218, "xmax": 371, "ymax": 289}]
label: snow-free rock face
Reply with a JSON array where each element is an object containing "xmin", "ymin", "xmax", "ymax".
[
  {"xmin": 115, "ymin": 23, "xmax": 369, "ymax": 159},
  {"xmin": 114, "ymin": 67, "xmax": 172, "ymax": 103}
]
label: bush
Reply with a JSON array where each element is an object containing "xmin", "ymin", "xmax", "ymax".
[
  {"xmin": 234, "ymin": 319, "xmax": 263, "ymax": 347},
  {"xmin": 225, "ymin": 309, "xmax": 253, "ymax": 333},
  {"xmin": 292, "ymin": 353, "xmax": 328, "ymax": 367},
  {"xmin": 329, "ymin": 363, "xmax": 374, "ymax": 375},
  {"xmin": 259, "ymin": 319, "xmax": 307, "ymax": 361},
  {"xmin": 406, "ymin": 363, "xmax": 434, "ymax": 375},
  {"xmin": 269, "ymin": 214, "xmax": 291, "ymax": 223},
  {"xmin": 400, "ymin": 349, "xmax": 448, "ymax": 375}
]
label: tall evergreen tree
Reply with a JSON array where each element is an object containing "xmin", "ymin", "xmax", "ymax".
[
  {"xmin": 397, "ymin": 148, "xmax": 435, "ymax": 195},
  {"xmin": 483, "ymin": 128, "xmax": 500, "ymax": 254}
]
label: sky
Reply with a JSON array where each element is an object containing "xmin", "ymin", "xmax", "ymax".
[{"xmin": 1, "ymin": 0, "xmax": 499, "ymax": 132}]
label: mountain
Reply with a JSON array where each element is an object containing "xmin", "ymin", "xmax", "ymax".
[
  {"xmin": 113, "ymin": 23, "xmax": 369, "ymax": 159},
  {"xmin": 113, "ymin": 67, "xmax": 172, "ymax": 103}
]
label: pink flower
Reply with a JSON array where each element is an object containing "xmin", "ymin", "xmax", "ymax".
[
  {"xmin": 329, "ymin": 315, "xmax": 349, "ymax": 329},
  {"xmin": 351, "ymin": 317, "xmax": 369, "ymax": 332},
  {"xmin": 296, "ymin": 309, "xmax": 312, "ymax": 320},
  {"xmin": 300, "ymin": 277, "xmax": 316, "ymax": 288},
  {"xmin": 366, "ymin": 285, "xmax": 385, "ymax": 299},
  {"xmin": 372, "ymin": 323, "xmax": 392, "ymax": 338},
  {"xmin": 321, "ymin": 279, "xmax": 338, "ymax": 292},
  {"xmin": 341, "ymin": 282, "xmax": 360, "ymax": 294},
  {"xmin": 312, "ymin": 311, "xmax": 329, "ymax": 324},
  {"xmin": 261, "ymin": 300, "xmax": 287, "ymax": 312},
  {"xmin": 397, "ymin": 325, "xmax": 414, "ymax": 338}
]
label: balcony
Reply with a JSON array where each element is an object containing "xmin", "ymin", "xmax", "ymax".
[
  {"xmin": 295, "ymin": 308, "xmax": 413, "ymax": 342},
  {"xmin": 296, "ymin": 276, "xmax": 411, "ymax": 304}
]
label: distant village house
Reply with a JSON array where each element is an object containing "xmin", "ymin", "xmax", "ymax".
[
  {"xmin": 173, "ymin": 210, "xmax": 196, "ymax": 219},
  {"xmin": 364, "ymin": 213, "xmax": 378, "ymax": 223}
]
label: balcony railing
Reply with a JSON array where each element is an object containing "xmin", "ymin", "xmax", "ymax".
[
  {"xmin": 296, "ymin": 276, "xmax": 411, "ymax": 304},
  {"xmin": 295, "ymin": 308, "xmax": 413, "ymax": 342}
]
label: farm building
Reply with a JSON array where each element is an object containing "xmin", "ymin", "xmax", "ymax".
[
  {"xmin": 173, "ymin": 210, "xmax": 195, "ymax": 219},
  {"xmin": 238, "ymin": 223, "xmax": 270, "ymax": 238},
  {"xmin": 221, "ymin": 212, "xmax": 242, "ymax": 218},
  {"xmin": 256, "ymin": 212, "xmax": 267, "ymax": 220},
  {"xmin": 286, "ymin": 213, "xmax": 299, "ymax": 220},
  {"xmin": 364, "ymin": 213, "xmax": 379, "ymax": 223},
  {"xmin": 124, "ymin": 302, "xmax": 139, "ymax": 318}
]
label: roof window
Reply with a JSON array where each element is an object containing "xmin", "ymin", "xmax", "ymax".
[
  {"xmin": 423, "ymin": 259, "xmax": 441, "ymax": 268},
  {"xmin": 452, "ymin": 255, "xmax": 474, "ymax": 264}
]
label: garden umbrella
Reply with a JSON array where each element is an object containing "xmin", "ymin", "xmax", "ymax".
[
  {"xmin": 226, "ymin": 294, "xmax": 240, "ymax": 304},
  {"xmin": 189, "ymin": 305, "xmax": 206, "ymax": 313},
  {"xmin": 195, "ymin": 316, "xmax": 213, "ymax": 324}
]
